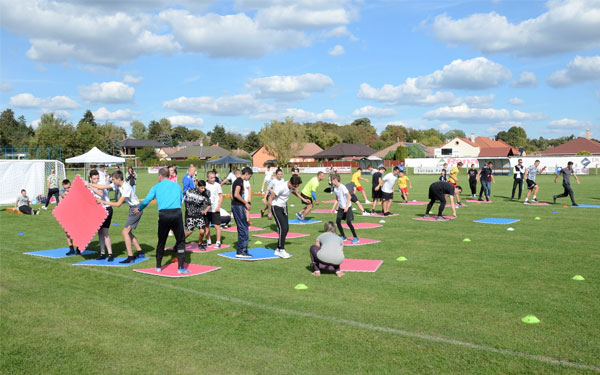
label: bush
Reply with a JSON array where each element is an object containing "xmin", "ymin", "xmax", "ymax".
[
  {"xmin": 407, "ymin": 144, "xmax": 426, "ymax": 158},
  {"xmin": 187, "ymin": 155, "xmax": 199, "ymax": 161},
  {"xmin": 383, "ymin": 150, "xmax": 396, "ymax": 160},
  {"xmin": 577, "ymin": 150, "xmax": 591, "ymax": 155},
  {"xmin": 395, "ymin": 146, "xmax": 408, "ymax": 161}
]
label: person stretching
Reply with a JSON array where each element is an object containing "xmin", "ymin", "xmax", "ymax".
[
  {"xmin": 135, "ymin": 168, "xmax": 188, "ymax": 274},
  {"xmin": 268, "ymin": 175, "xmax": 308, "ymax": 258},
  {"xmin": 310, "ymin": 221, "xmax": 345, "ymax": 277},
  {"xmin": 425, "ymin": 181, "xmax": 461, "ymax": 221},
  {"xmin": 396, "ymin": 170, "xmax": 412, "ymax": 203},
  {"xmin": 524, "ymin": 160, "xmax": 546, "ymax": 204},
  {"xmin": 351, "ymin": 167, "xmax": 370, "ymax": 204},
  {"xmin": 345, "ymin": 181, "xmax": 370, "ymax": 216},
  {"xmin": 42, "ymin": 168, "xmax": 59, "ymax": 210},
  {"xmin": 553, "ymin": 161, "xmax": 580, "ymax": 206},
  {"xmin": 297, "ymin": 171, "xmax": 325, "ymax": 220},
  {"xmin": 331, "ymin": 175, "xmax": 359, "ymax": 244}
]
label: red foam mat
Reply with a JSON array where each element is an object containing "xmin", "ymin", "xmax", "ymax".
[
  {"xmin": 133, "ymin": 263, "xmax": 221, "ymax": 278},
  {"xmin": 166, "ymin": 242, "xmax": 231, "ymax": 252},
  {"xmin": 222, "ymin": 226, "xmax": 264, "ymax": 232},
  {"xmin": 343, "ymin": 238, "xmax": 381, "ymax": 246},
  {"xmin": 342, "ymin": 222, "xmax": 382, "ymax": 229},
  {"xmin": 412, "ymin": 216, "xmax": 456, "ymax": 221},
  {"xmin": 253, "ymin": 232, "xmax": 310, "ymax": 239},
  {"xmin": 340, "ymin": 258, "xmax": 383, "ymax": 272}
]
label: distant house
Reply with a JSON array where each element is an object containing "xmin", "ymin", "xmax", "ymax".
[
  {"xmin": 473, "ymin": 136, "xmax": 519, "ymax": 157},
  {"xmin": 539, "ymin": 132, "xmax": 600, "ymax": 156},
  {"xmin": 370, "ymin": 141, "xmax": 434, "ymax": 159},
  {"xmin": 312, "ymin": 143, "xmax": 377, "ymax": 161},
  {"xmin": 120, "ymin": 138, "xmax": 166, "ymax": 157},
  {"xmin": 436, "ymin": 137, "xmax": 480, "ymax": 157},
  {"xmin": 251, "ymin": 143, "xmax": 323, "ymax": 167},
  {"xmin": 168, "ymin": 145, "xmax": 231, "ymax": 160}
]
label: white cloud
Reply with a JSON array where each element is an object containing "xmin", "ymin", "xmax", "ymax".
[
  {"xmin": 431, "ymin": 0, "xmax": 600, "ymax": 57},
  {"xmin": 254, "ymin": 2, "xmax": 353, "ymax": 30},
  {"xmin": 329, "ymin": 44, "xmax": 345, "ymax": 56},
  {"xmin": 30, "ymin": 119, "xmax": 41, "ymax": 129},
  {"xmin": 246, "ymin": 73, "xmax": 333, "ymax": 100},
  {"xmin": 0, "ymin": 0, "xmax": 181, "ymax": 66},
  {"xmin": 167, "ymin": 115, "xmax": 205, "ymax": 127},
  {"xmin": 250, "ymin": 108, "xmax": 339, "ymax": 122},
  {"xmin": 0, "ymin": 83, "xmax": 13, "ymax": 91},
  {"xmin": 438, "ymin": 123, "xmax": 451, "ymax": 131},
  {"xmin": 9, "ymin": 93, "xmax": 80, "ymax": 110},
  {"xmin": 123, "ymin": 74, "xmax": 144, "ymax": 84},
  {"xmin": 352, "ymin": 106, "xmax": 397, "ymax": 118},
  {"xmin": 52, "ymin": 110, "xmax": 72, "ymax": 119},
  {"xmin": 416, "ymin": 57, "xmax": 511, "ymax": 90},
  {"xmin": 92, "ymin": 107, "xmax": 136, "ymax": 121},
  {"xmin": 423, "ymin": 104, "xmax": 546, "ymax": 123},
  {"xmin": 78, "ymin": 81, "xmax": 135, "ymax": 103},
  {"xmin": 548, "ymin": 118, "xmax": 594, "ymax": 129},
  {"xmin": 508, "ymin": 97, "xmax": 524, "ymax": 105},
  {"xmin": 464, "ymin": 94, "xmax": 494, "ymax": 108},
  {"xmin": 510, "ymin": 72, "xmax": 538, "ymax": 88},
  {"xmin": 357, "ymin": 80, "xmax": 457, "ymax": 106},
  {"xmin": 163, "ymin": 94, "xmax": 270, "ymax": 116},
  {"xmin": 547, "ymin": 55, "xmax": 600, "ymax": 87}
]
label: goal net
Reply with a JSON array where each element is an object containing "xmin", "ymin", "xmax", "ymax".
[{"xmin": 0, "ymin": 160, "xmax": 66, "ymax": 205}]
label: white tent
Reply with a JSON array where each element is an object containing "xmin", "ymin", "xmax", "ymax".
[{"xmin": 66, "ymin": 147, "xmax": 125, "ymax": 164}]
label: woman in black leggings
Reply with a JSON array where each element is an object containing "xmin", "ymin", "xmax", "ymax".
[{"xmin": 43, "ymin": 168, "xmax": 59, "ymax": 210}]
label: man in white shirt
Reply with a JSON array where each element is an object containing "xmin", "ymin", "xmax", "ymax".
[
  {"xmin": 261, "ymin": 166, "xmax": 274, "ymax": 193},
  {"xmin": 221, "ymin": 168, "xmax": 238, "ymax": 185},
  {"xmin": 381, "ymin": 167, "xmax": 400, "ymax": 216},
  {"xmin": 92, "ymin": 170, "xmax": 145, "ymax": 263},
  {"xmin": 205, "ymin": 170, "xmax": 224, "ymax": 248},
  {"xmin": 330, "ymin": 174, "xmax": 359, "ymax": 243}
]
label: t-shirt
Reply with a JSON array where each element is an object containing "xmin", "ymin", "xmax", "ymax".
[
  {"xmin": 266, "ymin": 178, "xmax": 280, "ymax": 192},
  {"xmin": 272, "ymin": 180, "xmax": 294, "ymax": 207},
  {"xmin": 371, "ymin": 172, "xmax": 382, "ymax": 190},
  {"xmin": 185, "ymin": 187, "xmax": 211, "ymax": 217},
  {"xmin": 17, "ymin": 195, "xmax": 29, "ymax": 208},
  {"xmin": 381, "ymin": 173, "xmax": 396, "ymax": 194},
  {"xmin": 182, "ymin": 173, "xmax": 195, "ymax": 194},
  {"xmin": 345, "ymin": 182, "xmax": 356, "ymax": 195},
  {"xmin": 47, "ymin": 174, "xmax": 58, "ymax": 189},
  {"xmin": 291, "ymin": 167, "xmax": 300, "ymax": 174},
  {"xmin": 264, "ymin": 169, "xmax": 273, "ymax": 181},
  {"xmin": 439, "ymin": 169, "xmax": 447, "ymax": 182},
  {"xmin": 431, "ymin": 181, "xmax": 455, "ymax": 196},
  {"xmin": 126, "ymin": 172, "xmax": 136, "ymax": 186},
  {"xmin": 205, "ymin": 182, "xmax": 223, "ymax": 212},
  {"xmin": 243, "ymin": 180, "xmax": 251, "ymax": 199},
  {"xmin": 316, "ymin": 232, "xmax": 345, "ymax": 265},
  {"xmin": 169, "ymin": 175, "xmax": 177, "ymax": 183},
  {"xmin": 559, "ymin": 167, "xmax": 574, "ymax": 185},
  {"xmin": 231, "ymin": 177, "xmax": 245, "ymax": 206},
  {"xmin": 527, "ymin": 165, "xmax": 539, "ymax": 181},
  {"xmin": 113, "ymin": 182, "xmax": 139, "ymax": 207},
  {"xmin": 351, "ymin": 171, "xmax": 362, "ymax": 187},
  {"xmin": 90, "ymin": 186, "xmax": 110, "ymax": 208},
  {"xmin": 448, "ymin": 167, "xmax": 459, "ymax": 184},
  {"xmin": 301, "ymin": 176, "xmax": 320, "ymax": 197},
  {"xmin": 397, "ymin": 176, "xmax": 409, "ymax": 189},
  {"xmin": 98, "ymin": 170, "xmax": 108, "ymax": 184},
  {"xmin": 480, "ymin": 167, "xmax": 493, "ymax": 182},
  {"xmin": 225, "ymin": 172, "xmax": 236, "ymax": 184},
  {"xmin": 334, "ymin": 183, "xmax": 351, "ymax": 208},
  {"xmin": 513, "ymin": 165, "xmax": 524, "ymax": 180},
  {"xmin": 468, "ymin": 168, "xmax": 478, "ymax": 181}
]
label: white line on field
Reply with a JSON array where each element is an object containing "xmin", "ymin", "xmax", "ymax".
[{"xmin": 17, "ymin": 254, "xmax": 600, "ymax": 373}]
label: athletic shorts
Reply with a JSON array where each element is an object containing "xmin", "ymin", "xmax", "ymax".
[
  {"xmin": 526, "ymin": 179, "xmax": 536, "ymax": 190},
  {"xmin": 186, "ymin": 215, "xmax": 207, "ymax": 231},
  {"xmin": 300, "ymin": 193, "xmax": 313, "ymax": 205},
  {"xmin": 125, "ymin": 205, "xmax": 143, "ymax": 229},
  {"xmin": 350, "ymin": 193, "xmax": 359, "ymax": 203},
  {"xmin": 371, "ymin": 189, "xmax": 382, "ymax": 200},
  {"xmin": 356, "ymin": 185, "xmax": 364, "ymax": 192},
  {"xmin": 400, "ymin": 187, "xmax": 408, "ymax": 194},
  {"xmin": 382, "ymin": 192, "xmax": 393, "ymax": 201},
  {"xmin": 100, "ymin": 206, "xmax": 113, "ymax": 229},
  {"xmin": 449, "ymin": 181, "xmax": 457, "ymax": 187},
  {"xmin": 336, "ymin": 207, "xmax": 354, "ymax": 221},
  {"xmin": 206, "ymin": 211, "xmax": 221, "ymax": 226}
]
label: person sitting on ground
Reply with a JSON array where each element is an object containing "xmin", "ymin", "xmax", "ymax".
[
  {"xmin": 15, "ymin": 189, "xmax": 40, "ymax": 215},
  {"xmin": 310, "ymin": 221, "xmax": 345, "ymax": 278}
]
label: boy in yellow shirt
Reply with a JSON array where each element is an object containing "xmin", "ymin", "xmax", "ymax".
[
  {"xmin": 351, "ymin": 167, "xmax": 370, "ymax": 204},
  {"xmin": 447, "ymin": 162, "xmax": 463, "ymax": 206},
  {"xmin": 396, "ymin": 171, "xmax": 412, "ymax": 203}
]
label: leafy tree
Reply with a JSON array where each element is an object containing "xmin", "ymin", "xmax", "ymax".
[
  {"xmin": 0, "ymin": 109, "xmax": 33, "ymax": 146},
  {"xmin": 305, "ymin": 126, "xmax": 326, "ymax": 148},
  {"xmin": 350, "ymin": 117, "xmax": 372, "ymax": 128},
  {"xmin": 136, "ymin": 146, "xmax": 158, "ymax": 163},
  {"xmin": 130, "ymin": 120, "xmax": 147, "ymax": 139},
  {"xmin": 99, "ymin": 122, "xmax": 127, "ymax": 155},
  {"xmin": 78, "ymin": 110, "xmax": 97, "ymax": 127},
  {"xmin": 208, "ymin": 125, "xmax": 227, "ymax": 146},
  {"xmin": 407, "ymin": 144, "xmax": 426, "ymax": 158},
  {"xmin": 496, "ymin": 126, "xmax": 527, "ymax": 148},
  {"xmin": 380, "ymin": 125, "xmax": 407, "ymax": 145},
  {"xmin": 186, "ymin": 129, "xmax": 206, "ymax": 142},
  {"xmin": 444, "ymin": 129, "xmax": 466, "ymax": 140},
  {"xmin": 259, "ymin": 118, "xmax": 305, "ymax": 166},
  {"xmin": 34, "ymin": 113, "xmax": 78, "ymax": 159},
  {"xmin": 395, "ymin": 146, "xmax": 408, "ymax": 161},
  {"xmin": 321, "ymin": 132, "xmax": 342, "ymax": 149},
  {"xmin": 383, "ymin": 150, "xmax": 396, "ymax": 160},
  {"xmin": 222, "ymin": 132, "xmax": 244, "ymax": 150},
  {"xmin": 171, "ymin": 126, "xmax": 189, "ymax": 144},
  {"xmin": 148, "ymin": 118, "xmax": 172, "ymax": 141},
  {"xmin": 420, "ymin": 134, "xmax": 444, "ymax": 146},
  {"xmin": 243, "ymin": 131, "xmax": 261, "ymax": 152},
  {"xmin": 75, "ymin": 111, "xmax": 105, "ymax": 154}
]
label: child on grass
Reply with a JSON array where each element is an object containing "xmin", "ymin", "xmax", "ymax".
[{"xmin": 184, "ymin": 179, "xmax": 211, "ymax": 250}]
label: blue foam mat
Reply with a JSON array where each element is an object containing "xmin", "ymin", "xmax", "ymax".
[
  {"xmin": 73, "ymin": 256, "xmax": 149, "ymax": 267},
  {"xmin": 288, "ymin": 219, "xmax": 322, "ymax": 225},
  {"xmin": 217, "ymin": 247, "xmax": 291, "ymax": 261},
  {"xmin": 572, "ymin": 204, "xmax": 600, "ymax": 208},
  {"xmin": 473, "ymin": 218, "xmax": 520, "ymax": 225},
  {"xmin": 24, "ymin": 248, "xmax": 97, "ymax": 259}
]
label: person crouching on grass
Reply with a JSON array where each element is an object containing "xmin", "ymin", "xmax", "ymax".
[
  {"xmin": 90, "ymin": 170, "xmax": 145, "ymax": 263},
  {"xmin": 330, "ymin": 174, "xmax": 359, "ymax": 244},
  {"xmin": 424, "ymin": 181, "xmax": 461, "ymax": 221},
  {"xmin": 184, "ymin": 179, "xmax": 211, "ymax": 250},
  {"xmin": 60, "ymin": 179, "xmax": 80, "ymax": 256},
  {"xmin": 310, "ymin": 221, "xmax": 345, "ymax": 278}
]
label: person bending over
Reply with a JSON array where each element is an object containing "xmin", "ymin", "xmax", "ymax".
[{"xmin": 424, "ymin": 181, "xmax": 461, "ymax": 221}]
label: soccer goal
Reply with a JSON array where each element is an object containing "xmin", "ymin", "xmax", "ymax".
[{"xmin": 0, "ymin": 160, "xmax": 66, "ymax": 205}]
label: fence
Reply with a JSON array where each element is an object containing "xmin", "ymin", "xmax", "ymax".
[{"xmin": 1, "ymin": 146, "xmax": 62, "ymax": 161}]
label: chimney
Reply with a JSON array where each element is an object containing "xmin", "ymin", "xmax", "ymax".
[
  {"xmin": 412, "ymin": 139, "xmax": 416, "ymax": 144},
  {"xmin": 470, "ymin": 133, "xmax": 475, "ymax": 143},
  {"xmin": 586, "ymin": 129, "xmax": 591, "ymax": 140},
  {"xmin": 396, "ymin": 136, "xmax": 400, "ymax": 143}
]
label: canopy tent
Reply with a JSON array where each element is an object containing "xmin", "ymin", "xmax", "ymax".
[
  {"xmin": 66, "ymin": 147, "xmax": 125, "ymax": 164},
  {"xmin": 206, "ymin": 155, "xmax": 251, "ymax": 171}
]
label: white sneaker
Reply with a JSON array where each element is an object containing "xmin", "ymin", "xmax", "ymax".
[
  {"xmin": 278, "ymin": 249, "xmax": 291, "ymax": 259},
  {"xmin": 524, "ymin": 201, "xmax": 530, "ymax": 205},
  {"xmin": 207, "ymin": 240, "xmax": 212, "ymax": 246},
  {"xmin": 215, "ymin": 242, "xmax": 221, "ymax": 249},
  {"xmin": 362, "ymin": 211, "xmax": 370, "ymax": 216},
  {"xmin": 274, "ymin": 249, "xmax": 281, "ymax": 257},
  {"xmin": 41, "ymin": 206, "xmax": 48, "ymax": 210},
  {"xmin": 365, "ymin": 200, "xmax": 371, "ymax": 204}
]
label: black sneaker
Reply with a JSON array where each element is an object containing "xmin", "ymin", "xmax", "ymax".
[
  {"xmin": 199, "ymin": 244, "xmax": 206, "ymax": 251},
  {"xmin": 553, "ymin": 196, "xmax": 557, "ymax": 204},
  {"xmin": 383, "ymin": 212, "xmax": 390, "ymax": 216},
  {"xmin": 119, "ymin": 256, "xmax": 136, "ymax": 264},
  {"xmin": 136, "ymin": 251, "xmax": 145, "ymax": 258},
  {"xmin": 572, "ymin": 203, "xmax": 578, "ymax": 206},
  {"xmin": 532, "ymin": 198, "xmax": 538, "ymax": 203},
  {"xmin": 97, "ymin": 254, "xmax": 107, "ymax": 260},
  {"xmin": 477, "ymin": 198, "xmax": 483, "ymax": 201},
  {"xmin": 107, "ymin": 254, "xmax": 114, "ymax": 262},
  {"xmin": 235, "ymin": 252, "xmax": 252, "ymax": 258},
  {"xmin": 65, "ymin": 250, "xmax": 76, "ymax": 256}
]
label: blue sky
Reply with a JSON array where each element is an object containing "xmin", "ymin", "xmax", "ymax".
[{"xmin": 1, "ymin": 0, "xmax": 599, "ymax": 139}]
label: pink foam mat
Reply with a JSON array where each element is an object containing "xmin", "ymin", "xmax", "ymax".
[
  {"xmin": 343, "ymin": 238, "xmax": 381, "ymax": 246},
  {"xmin": 367, "ymin": 213, "xmax": 399, "ymax": 217},
  {"xmin": 342, "ymin": 222, "xmax": 382, "ymax": 229},
  {"xmin": 340, "ymin": 258, "xmax": 383, "ymax": 272},
  {"xmin": 248, "ymin": 213, "xmax": 262, "ymax": 218},
  {"xmin": 133, "ymin": 263, "xmax": 221, "ymax": 278},
  {"xmin": 52, "ymin": 175, "xmax": 108, "ymax": 250},
  {"xmin": 166, "ymin": 242, "xmax": 231, "ymax": 252},
  {"xmin": 322, "ymin": 200, "xmax": 337, "ymax": 204},
  {"xmin": 399, "ymin": 201, "xmax": 428, "ymax": 205},
  {"xmin": 466, "ymin": 199, "xmax": 492, "ymax": 203},
  {"xmin": 222, "ymin": 226, "xmax": 264, "ymax": 232},
  {"xmin": 525, "ymin": 202, "xmax": 550, "ymax": 206},
  {"xmin": 253, "ymin": 232, "xmax": 310, "ymax": 239},
  {"xmin": 412, "ymin": 216, "xmax": 456, "ymax": 221},
  {"xmin": 311, "ymin": 209, "xmax": 335, "ymax": 214}
]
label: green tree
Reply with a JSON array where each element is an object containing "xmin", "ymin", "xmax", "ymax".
[
  {"xmin": 186, "ymin": 129, "xmax": 206, "ymax": 142},
  {"xmin": 34, "ymin": 113, "xmax": 78, "ymax": 159},
  {"xmin": 407, "ymin": 144, "xmax": 425, "ymax": 158},
  {"xmin": 99, "ymin": 122, "xmax": 127, "ymax": 156},
  {"xmin": 222, "ymin": 132, "xmax": 244, "ymax": 150},
  {"xmin": 444, "ymin": 129, "xmax": 466, "ymax": 140},
  {"xmin": 148, "ymin": 118, "xmax": 172, "ymax": 142},
  {"xmin": 171, "ymin": 126, "xmax": 189, "ymax": 144},
  {"xmin": 380, "ymin": 125, "xmax": 407, "ymax": 145},
  {"xmin": 259, "ymin": 118, "xmax": 305, "ymax": 166},
  {"xmin": 0, "ymin": 109, "xmax": 34, "ymax": 146},
  {"xmin": 136, "ymin": 146, "xmax": 158, "ymax": 163},
  {"xmin": 243, "ymin": 131, "xmax": 261, "ymax": 152},
  {"xmin": 383, "ymin": 150, "xmax": 396, "ymax": 160},
  {"xmin": 78, "ymin": 109, "xmax": 97, "ymax": 127},
  {"xmin": 321, "ymin": 132, "xmax": 342, "ymax": 149},
  {"xmin": 75, "ymin": 111, "xmax": 105, "ymax": 154},
  {"xmin": 130, "ymin": 120, "xmax": 147, "ymax": 139},
  {"xmin": 577, "ymin": 150, "xmax": 591, "ymax": 155},
  {"xmin": 208, "ymin": 125, "xmax": 227, "ymax": 146},
  {"xmin": 395, "ymin": 146, "xmax": 408, "ymax": 161},
  {"xmin": 496, "ymin": 126, "xmax": 527, "ymax": 148}
]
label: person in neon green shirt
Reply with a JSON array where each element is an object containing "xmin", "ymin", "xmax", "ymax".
[
  {"xmin": 351, "ymin": 167, "xmax": 370, "ymax": 204},
  {"xmin": 297, "ymin": 172, "xmax": 325, "ymax": 220}
]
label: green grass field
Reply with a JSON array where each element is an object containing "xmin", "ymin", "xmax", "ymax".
[{"xmin": 1, "ymin": 170, "xmax": 599, "ymax": 374}]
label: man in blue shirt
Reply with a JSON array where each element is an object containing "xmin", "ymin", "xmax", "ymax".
[
  {"xmin": 182, "ymin": 165, "xmax": 196, "ymax": 196},
  {"xmin": 135, "ymin": 168, "xmax": 189, "ymax": 274}
]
